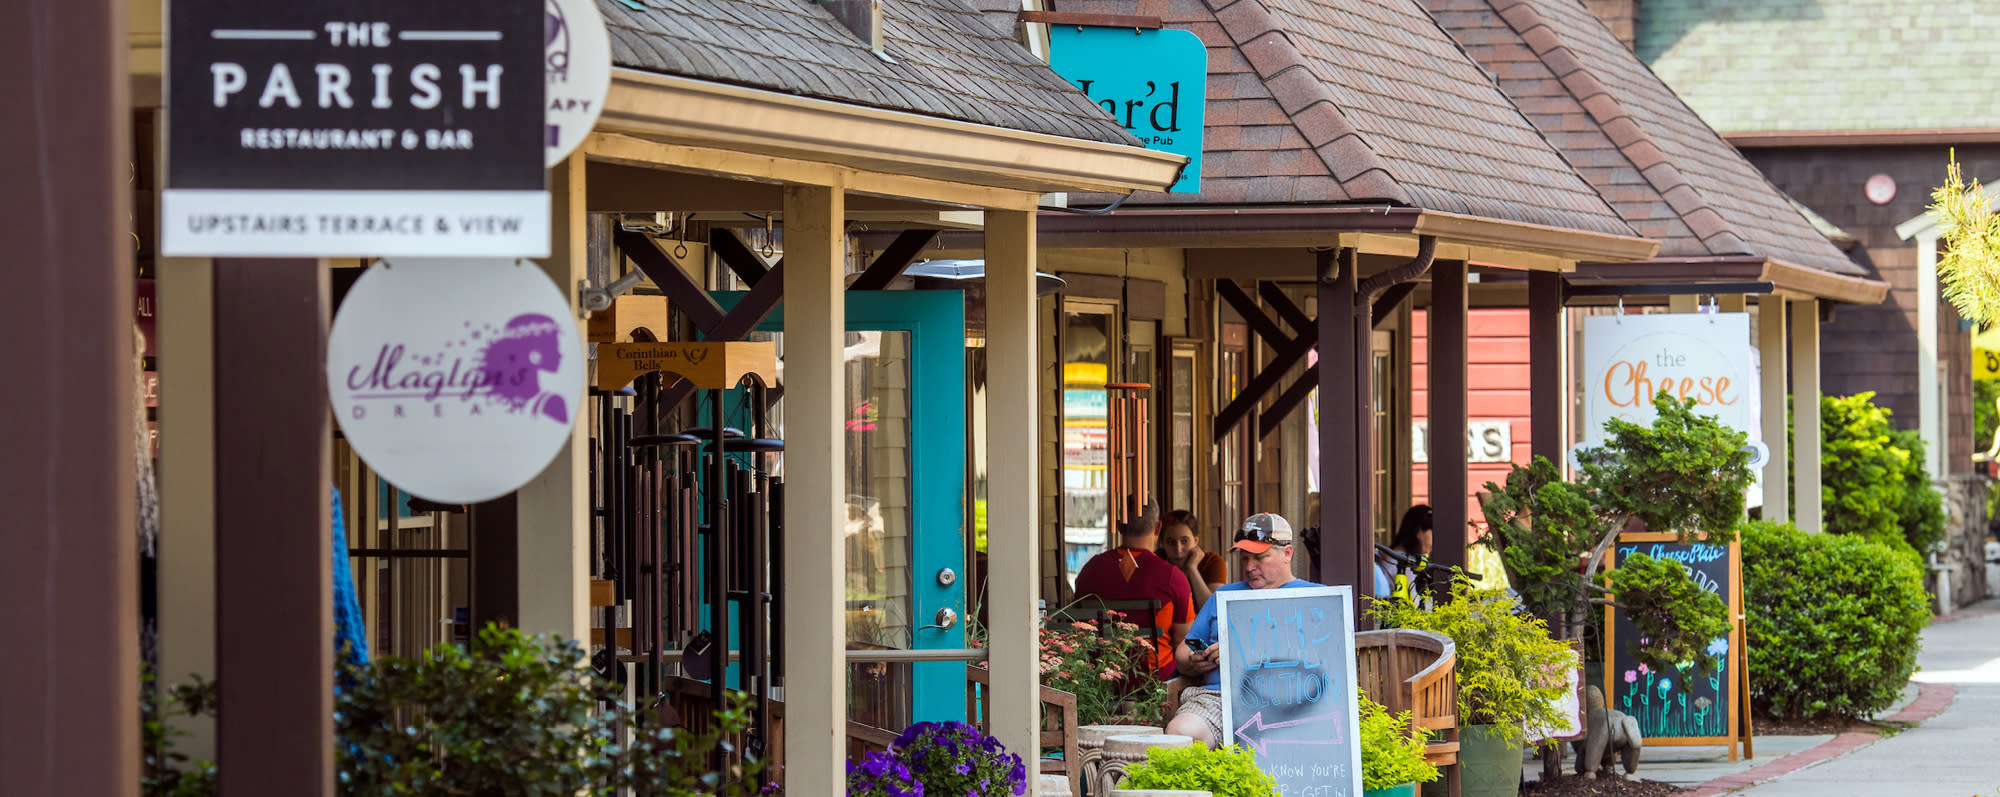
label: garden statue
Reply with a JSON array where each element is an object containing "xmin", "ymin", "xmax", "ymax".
[{"xmin": 1575, "ymin": 686, "xmax": 1642, "ymax": 780}]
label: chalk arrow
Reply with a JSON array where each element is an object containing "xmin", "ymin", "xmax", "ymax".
[{"xmin": 1232, "ymin": 710, "xmax": 1346, "ymax": 755}]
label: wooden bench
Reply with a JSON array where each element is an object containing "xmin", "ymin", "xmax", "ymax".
[
  {"xmin": 1356, "ymin": 628, "xmax": 1460, "ymax": 797},
  {"xmin": 966, "ymin": 665, "xmax": 1082, "ymax": 796}
]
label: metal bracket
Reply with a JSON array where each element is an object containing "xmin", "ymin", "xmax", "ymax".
[{"xmin": 577, "ymin": 269, "xmax": 647, "ymax": 315}]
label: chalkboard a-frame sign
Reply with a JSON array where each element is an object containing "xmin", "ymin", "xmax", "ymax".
[
  {"xmin": 1217, "ymin": 585, "xmax": 1364, "ymax": 797},
  {"xmin": 1602, "ymin": 532, "xmax": 1753, "ymax": 760},
  {"xmin": 163, "ymin": 0, "xmax": 548, "ymax": 258}
]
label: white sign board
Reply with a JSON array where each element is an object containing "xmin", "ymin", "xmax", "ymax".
[
  {"xmin": 1580, "ymin": 313, "xmax": 1764, "ymax": 467},
  {"xmin": 1216, "ymin": 585, "xmax": 1364, "ymax": 797},
  {"xmin": 328, "ymin": 259, "xmax": 583, "ymax": 503},
  {"xmin": 544, "ymin": 0, "xmax": 611, "ymax": 166}
]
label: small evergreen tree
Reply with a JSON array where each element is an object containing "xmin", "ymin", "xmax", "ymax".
[{"xmin": 1477, "ymin": 394, "xmax": 1747, "ymax": 674}]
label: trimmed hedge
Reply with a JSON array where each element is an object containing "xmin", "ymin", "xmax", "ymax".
[{"xmin": 1741, "ymin": 520, "xmax": 1929, "ymax": 720}]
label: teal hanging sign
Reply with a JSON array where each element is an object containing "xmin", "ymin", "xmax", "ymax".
[{"xmin": 1048, "ymin": 26, "xmax": 1207, "ymax": 193}]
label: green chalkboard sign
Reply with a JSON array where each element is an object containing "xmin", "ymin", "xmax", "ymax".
[{"xmin": 1603, "ymin": 533, "xmax": 1751, "ymax": 759}]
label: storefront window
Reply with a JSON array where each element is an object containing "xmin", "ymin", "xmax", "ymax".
[
  {"xmin": 1218, "ymin": 322, "xmax": 1249, "ymax": 533},
  {"xmin": 1169, "ymin": 342, "xmax": 1199, "ymax": 514},
  {"xmin": 842, "ymin": 330, "xmax": 916, "ymax": 730},
  {"xmin": 1061, "ymin": 305, "xmax": 1116, "ymax": 586}
]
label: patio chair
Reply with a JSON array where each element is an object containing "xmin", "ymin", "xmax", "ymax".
[{"xmin": 1355, "ymin": 628, "xmax": 1460, "ymax": 797}]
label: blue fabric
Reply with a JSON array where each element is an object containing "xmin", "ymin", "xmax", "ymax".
[
  {"xmin": 1372, "ymin": 562, "xmax": 1393, "ymax": 599},
  {"xmin": 331, "ymin": 488, "xmax": 370, "ymax": 668},
  {"xmin": 1186, "ymin": 579, "xmax": 1323, "ymax": 687}
]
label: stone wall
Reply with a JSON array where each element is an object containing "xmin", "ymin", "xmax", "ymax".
[{"xmin": 1932, "ymin": 475, "xmax": 1991, "ymax": 612}]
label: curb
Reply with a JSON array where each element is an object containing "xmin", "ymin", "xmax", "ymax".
[
  {"xmin": 1928, "ymin": 605, "xmax": 2000, "ymax": 624},
  {"xmin": 1682, "ymin": 682, "xmax": 1957, "ymax": 796}
]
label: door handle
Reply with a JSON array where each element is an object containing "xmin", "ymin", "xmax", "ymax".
[{"xmin": 918, "ymin": 607, "xmax": 957, "ymax": 631}]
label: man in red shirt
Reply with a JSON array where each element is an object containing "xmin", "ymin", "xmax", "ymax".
[{"xmin": 1074, "ymin": 501, "xmax": 1194, "ymax": 679}]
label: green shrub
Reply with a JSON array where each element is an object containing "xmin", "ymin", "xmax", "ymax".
[
  {"xmin": 1359, "ymin": 692, "xmax": 1439, "ymax": 791},
  {"xmin": 1809, "ymin": 393, "xmax": 1945, "ymax": 554},
  {"xmin": 1740, "ymin": 520, "xmax": 1929, "ymax": 720},
  {"xmin": 1116, "ymin": 743, "xmax": 1278, "ymax": 797},
  {"xmin": 1371, "ymin": 579, "xmax": 1572, "ymax": 744},
  {"xmin": 337, "ymin": 624, "xmax": 766, "ymax": 795}
]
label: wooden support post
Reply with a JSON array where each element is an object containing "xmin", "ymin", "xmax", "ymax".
[
  {"xmin": 1351, "ymin": 267, "xmax": 1376, "ymax": 623},
  {"xmin": 987, "ymin": 208, "xmax": 1043, "ymax": 791},
  {"xmin": 782, "ymin": 183, "xmax": 848, "ymax": 787},
  {"xmin": 0, "ymin": 0, "xmax": 137, "ymax": 790},
  {"xmin": 1758, "ymin": 295, "xmax": 1788, "ymax": 523},
  {"xmin": 1429, "ymin": 261, "xmax": 1469, "ymax": 573},
  {"xmin": 1791, "ymin": 298, "xmax": 1822, "ymax": 532},
  {"xmin": 1529, "ymin": 272, "xmax": 1564, "ymax": 465},
  {"xmin": 158, "ymin": 256, "xmax": 219, "ymax": 758},
  {"xmin": 1917, "ymin": 234, "xmax": 1944, "ymax": 481},
  {"xmin": 1318, "ymin": 251, "xmax": 1360, "ymax": 597},
  {"xmin": 214, "ymin": 259, "xmax": 332, "ymax": 797},
  {"xmin": 516, "ymin": 153, "xmax": 590, "ymax": 640}
]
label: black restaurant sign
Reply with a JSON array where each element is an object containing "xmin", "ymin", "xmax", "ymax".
[{"xmin": 163, "ymin": 0, "xmax": 548, "ymax": 258}]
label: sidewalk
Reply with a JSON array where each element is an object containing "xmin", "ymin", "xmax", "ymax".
[
  {"xmin": 1522, "ymin": 600, "xmax": 1994, "ymax": 794},
  {"xmin": 1721, "ymin": 599, "xmax": 1999, "ymax": 796}
]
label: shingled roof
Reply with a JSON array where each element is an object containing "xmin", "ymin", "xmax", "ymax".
[
  {"xmin": 1063, "ymin": 0, "xmax": 1632, "ymax": 237},
  {"xmin": 1424, "ymin": 0, "xmax": 1865, "ymax": 276},
  {"xmin": 599, "ymin": 0, "xmax": 1142, "ymax": 146},
  {"xmin": 1636, "ymin": 0, "xmax": 2000, "ymax": 136}
]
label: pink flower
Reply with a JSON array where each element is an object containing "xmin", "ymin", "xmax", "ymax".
[
  {"xmin": 1071, "ymin": 621, "xmax": 1095, "ymax": 631},
  {"xmin": 1100, "ymin": 672, "xmax": 1120, "ymax": 681},
  {"xmin": 1624, "ymin": 670, "xmax": 1637, "ymax": 684},
  {"xmin": 1638, "ymin": 664, "xmax": 1649, "ymax": 675}
]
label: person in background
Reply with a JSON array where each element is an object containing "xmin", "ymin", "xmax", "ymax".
[
  {"xmin": 1074, "ymin": 500, "xmax": 1194, "ymax": 680},
  {"xmin": 1157, "ymin": 510, "xmax": 1226, "ymax": 611},
  {"xmin": 1391, "ymin": 504, "xmax": 1434, "ymax": 562},
  {"xmin": 1166, "ymin": 512, "xmax": 1322, "ymax": 747}
]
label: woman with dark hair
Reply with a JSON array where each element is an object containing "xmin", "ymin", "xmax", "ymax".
[
  {"xmin": 1157, "ymin": 510, "xmax": 1226, "ymax": 610},
  {"xmin": 1391, "ymin": 504, "xmax": 1433, "ymax": 561},
  {"xmin": 1377, "ymin": 504, "xmax": 1434, "ymax": 602}
]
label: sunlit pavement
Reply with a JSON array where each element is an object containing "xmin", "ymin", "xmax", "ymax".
[{"xmin": 1722, "ymin": 600, "xmax": 2000, "ymax": 796}]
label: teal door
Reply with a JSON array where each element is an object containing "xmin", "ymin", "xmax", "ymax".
[{"xmin": 715, "ymin": 290, "xmax": 968, "ymax": 725}]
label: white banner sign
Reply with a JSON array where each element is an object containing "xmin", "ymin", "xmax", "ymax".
[
  {"xmin": 328, "ymin": 258, "xmax": 583, "ymax": 503},
  {"xmin": 1580, "ymin": 313, "xmax": 1764, "ymax": 467}
]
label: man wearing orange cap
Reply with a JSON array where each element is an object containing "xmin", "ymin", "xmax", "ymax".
[{"xmin": 1164, "ymin": 512, "xmax": 1323, "ymax": 747}]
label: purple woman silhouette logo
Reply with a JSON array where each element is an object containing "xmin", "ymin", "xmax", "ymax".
[{"xmin": 478, "ymin": 313, "xmax": 569, "ymax": 424}]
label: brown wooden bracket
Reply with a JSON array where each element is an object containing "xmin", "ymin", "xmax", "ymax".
[
  {"xmin": 709, "ymin": 229, "xmax": 774, "ymax": 288},
  {"xmin": 1372, "ymin": 282, "xmax": 1416, "ymax": 329},
  {"xmin": 1258, "ymin": 281, "xmax": 1312, "ymax": 332},
  {"xmin": 1212, "ymin": 279, "xmax": 1320, "ymax": 443},
  {"xmin": 1214, "ymin": 279, "xmax": 1290, "ymax": 349},
  {"xmin": 1017, "ymin": 11, "xmax": 1163, "ymax": 28},
  {"xmin": 1260, "ymin": 363, "xmax": 1318, "ymax": 441},
  {"xmin": 615, "ymin": 226, "xmax": 724, "ymax": 332},
  {"xmin": 849, "ymin": 230, "xmax": 939, "ymax": 290}
]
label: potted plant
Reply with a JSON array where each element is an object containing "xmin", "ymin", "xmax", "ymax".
[
  {"xmin": 888, "ymin": 721, "xmax": 1028, "ymax": 796},
  {"xmin": 1115, "ymin": 744, "xmax": 1276, "ymax": 797},
  {"xmin": 848, "ymin": 750, "xmax": 925, "ymax": 797},
  {"xmin": 1373, "ymin": 580, "xmax": 1570, "ymax": 797},
  {"xmin": 1359, "ymin": 692, "xmax": 1439, "ymax": 797}
]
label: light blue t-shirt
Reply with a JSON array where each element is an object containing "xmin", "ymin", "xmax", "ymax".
[{"xmin": 1187, "ymin": 579, "xmax": 1324, "ymax": 688}]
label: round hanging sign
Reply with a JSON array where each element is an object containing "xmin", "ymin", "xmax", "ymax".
[
  {"xmin": 328, "ymin": 258, "xmax": 584, "ymax": 503},
  {"xmin": 545, "ymin": 0, "xmax": 613, "ymax": 166}
]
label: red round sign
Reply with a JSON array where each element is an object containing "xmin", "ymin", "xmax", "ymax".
[{"xmin": 1866, "ymin": 174, "xmax": 1897, "ymax": 205}]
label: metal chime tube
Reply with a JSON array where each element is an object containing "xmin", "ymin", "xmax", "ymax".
[{"xmin": 707, "ymin": 389, "xmax": 729, "ymax": 729}]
